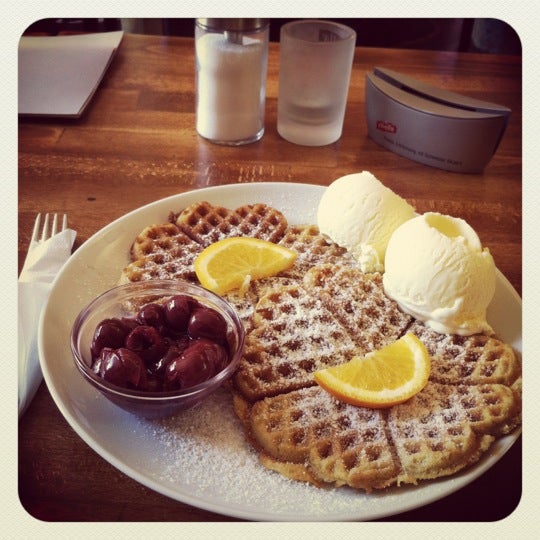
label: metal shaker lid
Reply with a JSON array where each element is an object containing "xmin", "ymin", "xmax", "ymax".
[{"xmin": 196, "ymin": 18, "xmax": 269, "ymax": 32}]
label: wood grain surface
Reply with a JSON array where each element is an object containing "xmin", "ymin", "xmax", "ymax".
[{"xmin": 18, "ymin": 33, "xmax": 522, "ymax": 522}]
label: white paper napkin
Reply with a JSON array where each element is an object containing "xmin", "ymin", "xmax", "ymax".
[{"xmin": 18, "ymin": 228, "xmax": 76, "ymax": 418}]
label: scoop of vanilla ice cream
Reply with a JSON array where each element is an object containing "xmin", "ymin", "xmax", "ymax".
[
  {"xmin": 383, "ymin": 212, "xmax": 496, "ymax": 336},
  {"xmin": 317, "ymin": 172, "xmax": 415, "ymax": 272}
]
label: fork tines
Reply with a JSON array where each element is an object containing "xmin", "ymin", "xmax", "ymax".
[{"xmin": 32, "ymin": 213, "xmax": 68, "ymax": 243}]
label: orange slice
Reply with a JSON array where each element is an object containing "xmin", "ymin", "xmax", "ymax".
[
  {"xmin": 194, "ymin": 237, "xmax": 297, "ymax": 295},
  {"xmin": 314, "ymin": 333, "xmax": 431, "ymax": 408}
]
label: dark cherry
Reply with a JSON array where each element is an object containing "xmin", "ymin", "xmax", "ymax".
[
  {"xmin": 165, "ymin": 341, "xmax": 217, "ymax": 390},
  {"xmin": 96, "ymin": 347, "xmax": 147, "ymax": 390},
  {"xmin": 124, "ymin": 325, "xmax": 167, "ymax": 365},
  {"xmin": 120, "ymin": 317, "xmax": 140, "ymax": 333},
  {"xmin": 164, "ymin": 338, "xmax": 229, "ymax": 390},
  {"xmin": 163, "ymin": 295, "xmax": 196, "ymax": 333},
  {"xmin": 91, "ymin": 355, "xmax": 103, "ymax": 376},
  {"xmin": 151, "ymin": 336, "xmax": 190, "ymax": 375},
  {"xmin": 188, "ymin": 306, "xmax": 228, "ymax": 344},
  {"xmin": 193, "ymin": 338, "xmax": 229, "ymax": 372},
  {"xmin": 89, "ymin": 295, "xmax": 232, "ymax": 393},
  {"xmin": 137, "ymin": 303, "xmax": 165, "ymax": 330},
  {"xmin": 90, "ymin": 318, "xmax": 129, "ymax": 358}
]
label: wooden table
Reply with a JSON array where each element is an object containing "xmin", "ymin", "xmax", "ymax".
[{"xmin": 18, "ymin": 33, "xmax": 522, "ymax": 522}]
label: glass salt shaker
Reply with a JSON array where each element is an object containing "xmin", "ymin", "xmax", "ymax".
[{"xmin": 195, "ymin": 18, "xmax": 269, "ymax": 145}]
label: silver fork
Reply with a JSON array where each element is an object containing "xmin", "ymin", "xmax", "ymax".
[
  {"xmin": 19, "ymin": 212, "xmax": 71, "ymax": 416},
  {"xmin": 21, "ymin": 213, "xmax": 69, "ymax": 274}
]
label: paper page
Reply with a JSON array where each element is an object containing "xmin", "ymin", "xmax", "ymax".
[{"xmin": 18, "ymin": 31, "xmax": 124, "ymax": 117}]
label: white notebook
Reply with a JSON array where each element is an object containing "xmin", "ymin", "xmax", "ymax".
[{"xmin": 18, "ymin": 31, "xmax": 124, "ymax": 117}]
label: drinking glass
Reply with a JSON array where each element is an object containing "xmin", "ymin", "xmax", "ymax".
[{"xmin": 277, "ymin": 20, "xmax": 356, "ymax": 146}]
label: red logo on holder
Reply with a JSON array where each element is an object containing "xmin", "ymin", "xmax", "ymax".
[{"xmin": 376, "ymin": 121, "xmax": 397, "ymax": 133}]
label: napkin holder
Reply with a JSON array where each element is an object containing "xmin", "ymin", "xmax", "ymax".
[{"xmin": 365, "ymin": 67, "xmax": 511, "ymax": 173}]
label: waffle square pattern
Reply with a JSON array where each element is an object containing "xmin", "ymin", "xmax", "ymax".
[{"xmin": 121, "ymin": 201, "xmax": 522, "ymax": 492}]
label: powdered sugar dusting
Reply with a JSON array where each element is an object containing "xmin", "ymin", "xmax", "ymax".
[{"xmin": 137, "ymin": 387, "xmax": 379, "ymax": 519}]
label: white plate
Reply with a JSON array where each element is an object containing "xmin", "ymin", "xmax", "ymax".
[{"xmin": 38, "ymin": 182, "xmax": 522, "ymax": 521}]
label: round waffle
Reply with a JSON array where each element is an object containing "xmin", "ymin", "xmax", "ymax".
[{"xmin": 119, "ymin": 200, "xmax": 522, "ymax": 492}]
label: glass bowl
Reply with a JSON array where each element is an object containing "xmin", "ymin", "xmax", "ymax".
[{"xmin": 70, "ymin": 280, "xmax": 245, "ymax": 419}]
